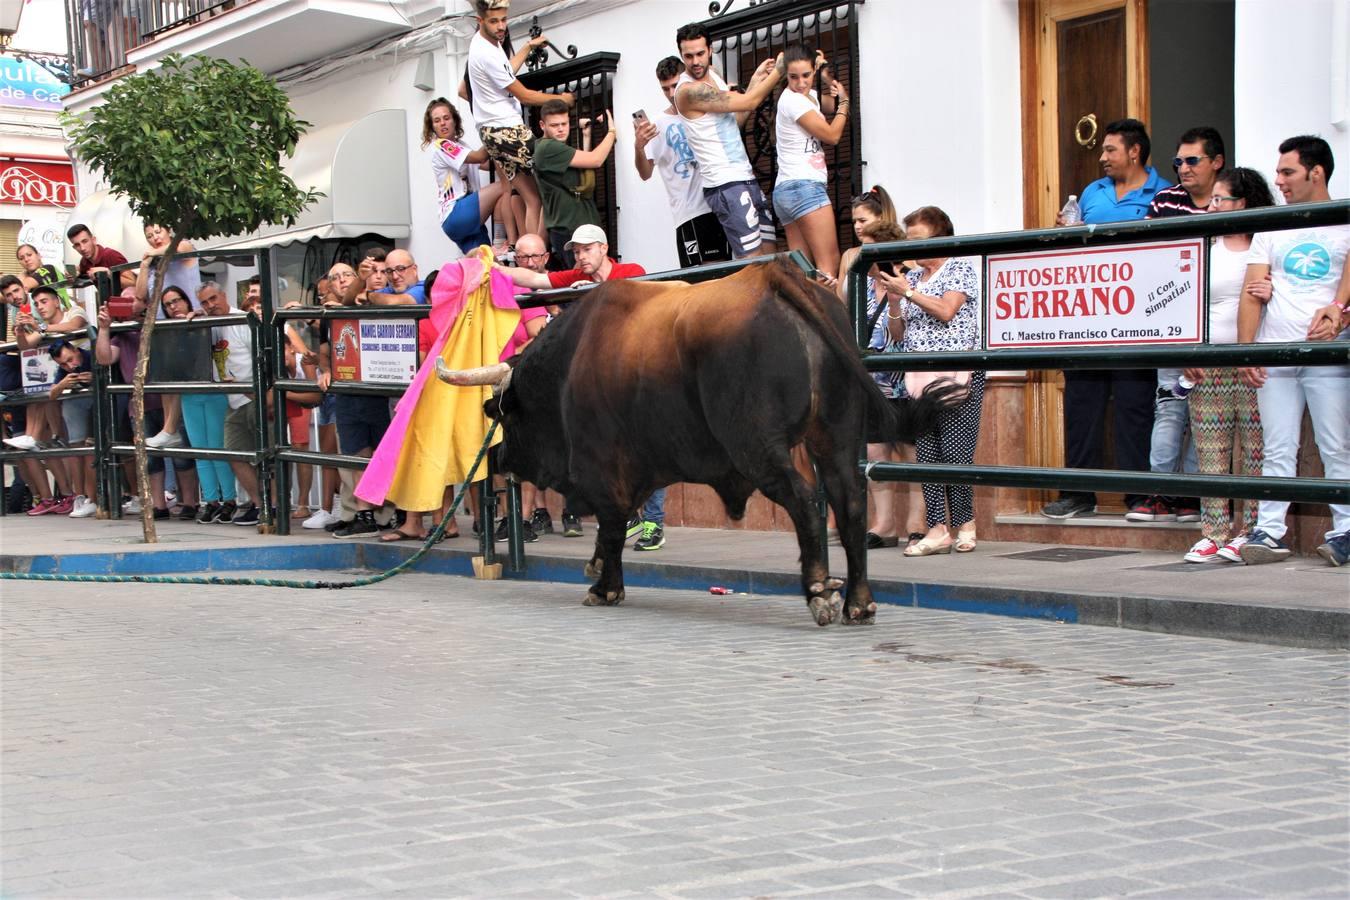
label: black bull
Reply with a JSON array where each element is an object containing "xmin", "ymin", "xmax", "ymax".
[{"xmin": 439, "ymin": 259, "xmax": 960, "ymax": 626}]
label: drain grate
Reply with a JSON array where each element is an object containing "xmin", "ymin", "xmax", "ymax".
[{"xmin": 999, "ymin": 547, "xmax": 1140, "ymax": 563}]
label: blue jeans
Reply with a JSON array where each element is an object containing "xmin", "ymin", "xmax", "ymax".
[
  {"xmin": 641, "ymin": 487, "xmax": 666, "ymax": 526},
  {"xmin": 1151, "ymin": 372, "xmax": 1198, "ymax": 496}
]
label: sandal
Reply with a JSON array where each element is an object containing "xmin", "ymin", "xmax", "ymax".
[
  {"xmin": 903, "ymin": 536, "xmax": 952, "ymax": 557},
  {"xmin": 291, "ymin": 505, "xmax": 311, "ymax": 520},
  {"xmin": 954, "ymin": 530, "xmax": 977, "ymax": 553},
  {"xmin": 904, "ymin": 532, "xmax": 925, "ymax": 551},
  {"xmin": 379, "ymin": 528, "xmax": 425, "ymax": 543},
  {"xmin": 865, "ymin": 532, "xmax": 899, "ymax": 549}
]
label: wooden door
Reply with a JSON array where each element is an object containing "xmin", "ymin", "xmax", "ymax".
[{"xmin": 1018, "ymin": 0, "xmax": 1148, "ymax": 511}]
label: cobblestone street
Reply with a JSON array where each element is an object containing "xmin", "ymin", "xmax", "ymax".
[{"xmin": 3, "ymin": 574, "xmax": 1348, "ymax": 897}]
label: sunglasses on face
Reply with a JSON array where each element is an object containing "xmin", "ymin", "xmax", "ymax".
[{"xmin": 1173, "ymin": 155, "xmax": 1210, "ymax": 169}]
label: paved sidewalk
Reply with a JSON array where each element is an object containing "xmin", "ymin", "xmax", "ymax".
[
  {"xmin": 2, "ymin": 513, "xmax": 1346, "ymax": 648},
  {"xmin": 2, "ymin": 574, "xmax": 1347, "ymax": 898}
]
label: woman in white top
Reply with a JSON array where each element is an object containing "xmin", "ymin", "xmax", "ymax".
[
  {"xmin": 134, "ymin": 222, "xmax": 200, "ymax": 449},
  {"xmin": 772, "ymin": 46, "xmax": 850, "ymax": 284},
  {"xmin": 1180, "ymin": 167, "xmax": 1275, "ymax": 564},
  {"xmin": 422, "ymin": 98, "xmax": 508, "ymax": 256}
]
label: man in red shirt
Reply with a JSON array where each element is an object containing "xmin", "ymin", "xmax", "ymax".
[
  {"xmin": 500, "ymin": 224, "xmax": 646, "ymax": 290},
  {"xmin": 67, "ymin": 223, "xmax": 135, "ymax": 290}
]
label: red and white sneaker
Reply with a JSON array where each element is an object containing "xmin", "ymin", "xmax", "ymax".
[
  {"xmin": 1216, "ymin": 534, "xmax": 1249, "ymax": 563},
  {"xmin": 1184, "ymin": 538, "xmax": 1222, "ymax": 563},
  {"xmin": 49, "ymin": 495, "xmax": 74, "ymax": 515},
  {"xmin": 25, "ymin": 497, "xmax": 56, "ymax": 516}
]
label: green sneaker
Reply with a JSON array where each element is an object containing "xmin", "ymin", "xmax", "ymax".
[{"xmin": 634, "ymin": 521, "xmax": 665, "ymax": 551}]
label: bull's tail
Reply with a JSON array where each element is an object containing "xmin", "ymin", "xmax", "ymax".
[{"xmin": 766, "ymin": 259, "xmax": 962, "ymax": 442}]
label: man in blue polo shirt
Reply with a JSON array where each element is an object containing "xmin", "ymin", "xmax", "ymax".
[{"xmin": 1043, "ymin": 118, "xmax": 1166, "ymax": 521}]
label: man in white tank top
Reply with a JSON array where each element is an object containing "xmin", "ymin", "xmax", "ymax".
[{"xmin": 673, "ymin": 22, "xmax": 784, "ymax": 258}]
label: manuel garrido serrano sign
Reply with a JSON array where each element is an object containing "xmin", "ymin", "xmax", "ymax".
[{"xmin": 985, "ymin": 239, "xmax": 1205, "ymax": 348}]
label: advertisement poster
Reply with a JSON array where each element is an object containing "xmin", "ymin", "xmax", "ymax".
[
  {"xmin": 20, "ymin": 347, "xmax": 58, "ymax": 395},
  {"xmin": 19, "ymin": 213, "xmax": 72, "ymax": 266},
  {"xmin": 331, "ymin": 318, "xmax": 418, "ymax": 385},
  {"xmin": 985, "ymin": 239, "xmax": 1205, "ymax": 348}
]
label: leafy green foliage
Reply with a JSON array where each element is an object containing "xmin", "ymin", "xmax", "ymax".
[{"xmin": 63, "ymin": 54, "xmax": 321, "ymax": 238}]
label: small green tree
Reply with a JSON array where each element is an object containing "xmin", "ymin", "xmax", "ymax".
[{"xmin": 64, "ymin": 53, "xmax": 320, "ymax": 542}]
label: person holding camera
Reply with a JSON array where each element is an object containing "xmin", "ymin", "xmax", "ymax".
[{"xmin": 533, "ymin": 99, "xmax": 617, "ymax": 270}]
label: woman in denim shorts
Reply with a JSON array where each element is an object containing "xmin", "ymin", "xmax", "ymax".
[{"xmin": 772, "ymin": 45, "xmax": 852, "ymax": 284}]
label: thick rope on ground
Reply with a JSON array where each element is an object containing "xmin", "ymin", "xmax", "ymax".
[{"xmin": 0, "ymin": 423, "xmax": 499, "ymax": 589}]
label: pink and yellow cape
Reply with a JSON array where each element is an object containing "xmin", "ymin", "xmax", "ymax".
[{"xmin": 355, "ymin": 246, "xmax": 527, "ymax": 512}]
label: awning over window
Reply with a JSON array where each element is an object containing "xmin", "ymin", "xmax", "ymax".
[{"xmin": 203, "ymin": 108, "xmax": 412, "ymax": 251}]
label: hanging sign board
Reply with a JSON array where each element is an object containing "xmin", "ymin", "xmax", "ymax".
[{"xmin": 985, "ymin": 239, "xmax": 1205, "ymax": 348}]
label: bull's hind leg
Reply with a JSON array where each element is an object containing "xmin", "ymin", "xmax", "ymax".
[
  {"xmin": 755, "ymin": 452, "xmax": 841, "ymax": 626},
  {"xmin": 583, "ymin": 509, "xmax": 628, "ymax": 607},
  {"xmin": 819, "ymin": 449, "xmax": 877, "ymax": 625}
]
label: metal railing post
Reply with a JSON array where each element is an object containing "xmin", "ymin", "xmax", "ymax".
[
  {"xmin": 261, "ymin": 248, "xmax": 290, "ymax": 535},
  {"xmin": 506, "ymin": 477, "xmax": 525, "ymax": 572},
  {"xmin": 247, "ymin": 314, "xmax": 272, "ymax": 529}
]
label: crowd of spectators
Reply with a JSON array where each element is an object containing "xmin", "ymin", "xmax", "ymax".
[{"xmin": 3, "ymin": 0, "xmax": 1346, "ymax": 569}]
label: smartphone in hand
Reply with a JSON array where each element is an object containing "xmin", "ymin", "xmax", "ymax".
[{"xmin": 632, "ymin": 109, "xmax": 649, "ymax": 126}]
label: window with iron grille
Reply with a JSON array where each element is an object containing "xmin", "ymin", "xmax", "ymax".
[
  {"xmin": 519, "ymin": 52, "xmax": 623, "ymax": 260},
  {"xmin": 700, "ymin": 0, "xmax": 863, "ymax": 254}
]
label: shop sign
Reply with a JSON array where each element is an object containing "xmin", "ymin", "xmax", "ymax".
[
  {"xmin": 332, "ymin": 318, "xmax": 418, "ymax": 384},
  {"xmin": 985, "ymin": 239, "xmax": 1205, "ymax": 348},
  {"xmin": 18, "ymin": 213, "xmax": 70, "ymax": 265},
  {"xmin": 0, "ymin": 159, "xmax": 77, "ymax": 207},
  {"xmin": 0, "ymin": 56, "xmax": 70, "ymax": 110}
]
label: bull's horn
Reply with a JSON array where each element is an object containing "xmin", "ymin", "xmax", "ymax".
[{"xmin": 435, "ymin": 360, "xmax": 511, "ymax": 386}]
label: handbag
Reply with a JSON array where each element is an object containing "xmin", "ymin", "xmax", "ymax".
[{"xmin": 904, "ymin": 370, "xmax": 971, "ymax": 403}]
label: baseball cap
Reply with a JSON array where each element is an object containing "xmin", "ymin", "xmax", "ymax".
[{"xmin": 564, "ymin": 223, "xmax": 608, "ymax": 250}]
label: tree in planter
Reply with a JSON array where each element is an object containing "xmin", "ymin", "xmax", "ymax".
[{"xmin": 63, "ymin": 54, "xmax": 320, "ymax": 542}]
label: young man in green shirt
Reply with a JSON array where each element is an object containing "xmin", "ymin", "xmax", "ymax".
[{"xmin": 532, "ymin": 98, "xmax": 618, "ymax": 269}]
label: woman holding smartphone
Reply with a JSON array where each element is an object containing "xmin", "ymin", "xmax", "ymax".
[{"xmin": 773, "ymin": 45, "xmax": 850, "ymax": 282}]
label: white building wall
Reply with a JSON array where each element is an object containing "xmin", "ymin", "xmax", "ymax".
[
  {"xmin": 1234, "ymin": 0, "xmax": 1350, "ymax": 199},
  {"xmin": 539, "ymin": 0, "xmax": 1025, "ymax": 272}
]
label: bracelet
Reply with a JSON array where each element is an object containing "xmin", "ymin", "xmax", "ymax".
[{"xmin": 886, "ymin": 310, "xmax": 905, "ymax": 320}]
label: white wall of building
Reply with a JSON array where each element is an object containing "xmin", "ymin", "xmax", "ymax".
[
  {"xmin": 1234, "ymin": 0, "xmax": 1350, "ymax": 199},
  {"xmin": 538, "ymin": 0, "xmax": 1025, "ymax": 272}
]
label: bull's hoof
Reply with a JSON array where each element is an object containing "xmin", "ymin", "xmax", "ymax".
[
  {"xmin": 842, "ymin": 601, "xmax": 878, "ymax": 626},
  {"xmin": 807, "ymin": 591, "xmax": 843, "ymax": 627},
  {"xmin": 583, "ymin": 589, "xmax": 625, "ymax": 607},
  {"xmin": 583, "ymin": 558, "xmax": 603, "ymax": 579}
]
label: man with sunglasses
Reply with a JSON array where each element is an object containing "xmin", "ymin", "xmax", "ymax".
[{"xmin": 1123, "ymin": 127, "xmax": 1230, "ymax": 526}]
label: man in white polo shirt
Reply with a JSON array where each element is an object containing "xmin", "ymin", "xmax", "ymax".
[
  {"xmin": 466, "ymin": 0, "xmax": 574, "ymax": 241},
  {"xmin": 1237, "ymin": 135, "xmax": 1349, "ymax": 567}
]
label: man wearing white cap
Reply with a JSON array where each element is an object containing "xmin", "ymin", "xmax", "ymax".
[
  {"xmin": 500, "ymin": 224, "xmax": 645, "ymax": 290},
  {"xmin": 498, "ymin": 223, "xmax": 667, "ymax": 549}
]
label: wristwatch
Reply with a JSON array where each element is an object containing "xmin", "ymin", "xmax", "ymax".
[{"xmin": 904, "ymin": 289, "xmax": 915, "ymax": 300}]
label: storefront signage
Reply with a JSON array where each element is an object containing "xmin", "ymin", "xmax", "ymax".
[
  {"xmin": 18, "ymin": 214, "xmax": 70, "ymax": 265},
  {"xmin": 331, "ymin": 318, "xmax": 418, "ymax": 384},
  {"xmin": 985, "ymin": 239, "xmax": 1205, "ymax": 348},
  {"xmin": 0, "ymin": 56, "xmax": 71, "ymax": 110},
  {"xmin": 0, "ymin": 160, "xmax": 77, "ymax": 207}
]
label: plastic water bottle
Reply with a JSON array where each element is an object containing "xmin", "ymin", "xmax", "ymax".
[
  {"xmin": 1060, "ymin": 195, "xmax": 1082, "ymax": 225},
  {"xmin": 1172, "ymin": 374, "xmax": 1196, "ymax": 399}
]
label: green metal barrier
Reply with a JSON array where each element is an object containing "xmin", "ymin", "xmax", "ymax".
[{"xmin": 844, "ymin": 199, "xmax": 1350, "ymax": 579}]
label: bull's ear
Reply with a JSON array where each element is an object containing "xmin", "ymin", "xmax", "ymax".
[
  {"xmin": 483, "ymin": 396, "xmax": 502, "ymax": 420},
  {"xmin": 483, "ymin": 387, "xmax": 516, "ymax": 420}
]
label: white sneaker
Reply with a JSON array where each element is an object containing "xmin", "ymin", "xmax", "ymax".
[
  {"xmin": 122, "ymin": 496, "xmax": 142, "ymax": 515},
  {"xmin": 145, "ymin": 431, "xmax": 183, "ymax": 449},
  {"xmin": 3, "ymin": 434, "xmax": 38, "ymax": 450},
  {"xmin": 69, "ymin": 495, "xmax": 98, "ymax": 518},
  {"xmin": 302, "ymin": 508, "xmax": 339, "ymax": 529}
]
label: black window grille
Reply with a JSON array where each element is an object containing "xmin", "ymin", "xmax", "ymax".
[
  {"xmin": 518, "ymin": 52, "xmax": 623, "ymax": 260},
  {"xmin": 700, "ymin": 0, "xmax": 864, "ymax": 252}
]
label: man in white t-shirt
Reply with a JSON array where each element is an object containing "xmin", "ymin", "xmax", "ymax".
[
  {"xmin": 1236, "ymin": 135, "xmax": 1349, "ymax": 567},
  {"xmin": 633, "ymin": 56, "xmax": 731, "ymax": 268},
  {"xmin": 674, "ymin": 21, "xmax": 784, "ymax": 258},
  {"xmin": 465, "ymin": 0, "xmax": 574, "ymax": 242},
  {"xmin": 197, "ymin": 281, "xmax": 266, "ymax": 527}
]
